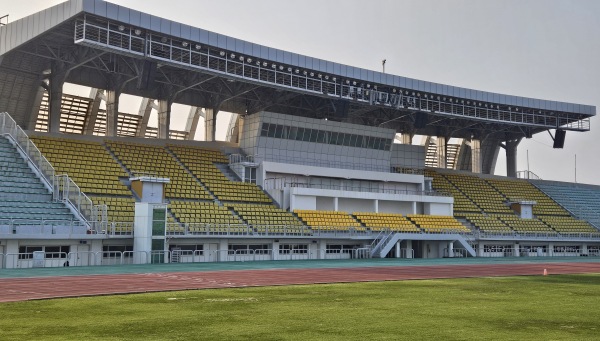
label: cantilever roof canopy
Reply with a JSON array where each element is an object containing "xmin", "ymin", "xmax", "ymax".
[{"xmin": 0, "ymin": 0, "xmax": 595, "ymax": 141}]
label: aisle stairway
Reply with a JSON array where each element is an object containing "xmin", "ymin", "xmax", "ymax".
[{"xmin": 0, "ymin": 137, "xmax": 80, "ymax": 232}]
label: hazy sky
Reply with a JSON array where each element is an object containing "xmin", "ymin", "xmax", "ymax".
[{"xmin": 2, "ymin": 0, "xmax": 600, "ymax": 185}]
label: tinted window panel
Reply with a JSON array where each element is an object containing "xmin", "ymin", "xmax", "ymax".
[
  {"xmin": 274, "ymin": 125, "xmax": 283, "ymax": 138},
  {"xmin": 309, "ymin": 129, "xmax": 318, "ymax": 142},
  {"xmin": 267, "ymin": 124, "xmax": 277, "ymax": 137},
  {"xmin": 288, "ymin": 126, "xmax": 298, "ymax": 140},
  {"xmin": 261, "ymin": 123, "xmax": 269, "ymax": 137}
]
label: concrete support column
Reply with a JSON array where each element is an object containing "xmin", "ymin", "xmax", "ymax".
[
  {"xmin": 106, "ymin": 89, "xmax": 120, "ymax": 137},
  {"xmin": 436, "ymin": 136, "xmax": 447, "ymax": 169},
  {"xmin": 136, "ymin": 98, "xmax": 155, "ymax": 138},
  {"xmin": 506, "ymin": 139, "xmax": 520, "ymax": 178},
  {"xmin": 471, "ymin": 138, "xmax": 482, "ymax": 174},
  {"xmin": 400, "ymin": 133, "xmax": 412, "ymax": 144},
  {"xmin": 374, "ymin": 199, "xmax": 379, "ymax": 213},
  {"xmin": 272, "ymin": 241, "xmax": 280, "ymax": 261},
  {"xmin": 219, "ymin": 239, "xmax": 228, "ymax": 261},
  {"xmin": 204, "ymin": 108, "xmax": 218, "ymax": 141},
  {"xmin": 334, "ymin": 197, "xmax": 339, "ymax": 211},
  {"xmin": 27, "ymin": 83, "xmax": 48, "ymax": 131},
  {"xmin": 157, "ymin": 99, "xmax": 172, "ymax": 139},
  {"xmin": 447, "ymin": 241, "xmax": 454, "ymax": 257},
  {"xmin": 4, "ymin": 240, "xmax": 18, "ymax": 269},
  {"xmin": 395, "ymin": 242, "xmax": 401, "ymax": 258},
  {"xmin": 405, "ymin": 240, "xmax": 413, "ymax": 258},
  {"xmin": 582, "ymin": 244, "xmax": 588, "ymax": 256},
  {"xmin": 548, "ymin": 243, "xmax": 554, "ymax": 257},
  {"xmin": 514, "ymin": 243, "xmax": 520, "ymax": 257},
  {"xmin": 478, "ymin": 242, "xmax": 485, "ymax": 257},
  {"xmin": 48, "ymin": 69, "xmax": 66, "ymax": 133},
  {"xmin": 185, "ymin": 107, "xmax": 202, "ymax": 140},
  {"xmin": 83, "ymin": 88, "xmax": 104, "ymax": 135},
  {"xmin": 318, "ymin": 240, "xmax": 327, "ymax": 259},
  {"xmin": 237, "ymin": 115, "xmax": 245, "ymax": 143}
]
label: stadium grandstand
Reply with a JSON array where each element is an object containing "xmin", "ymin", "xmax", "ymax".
[{"xmin": 0, "ymin": 0, "xmax": 599, "ymax": 268}]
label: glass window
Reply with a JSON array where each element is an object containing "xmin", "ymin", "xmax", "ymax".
[
  {"xmin": 288, "ymin": 126, "xmax": 298, "ymax": 140},
  {"xmin": 363, "ymin": 136, "xmax": 370, "ymax": 148},
  {"xmin": 384, "ymin": 140, "xmax": 392, "ymax": 150},
  {"xmin": 309, "ymin": 129, "xmax": 318, "ymax": 143},
  {"xmin": 102, "ymin": 245, "xmax": 133, "ymax": 257},
  {"xmin": 18, "ymin": 246, "xmax": 43, "ymax": 259},
  {"xmin": 349, "ymin": 134, "xmax": 358, "ymax": 147},
  {"xmin": 244, "ymin": 167, "xmax": 257, "ymax": 184},
  {"xmin": 274, "ymin": 125, "xmax": 283, "ymax": 138},
  {"xmin": 343, "ymin": 133, "xmax": 351, "ymax": 146},
  {"xmin": 267, "ymin": 124, "xmax": 277, "ymax": 137},
  {"xmin": 281, "ymin": 125, "xmax": 289, "ymax": 139},
  {"xmin": 368, "ymin": 136, "xmax": 376, "ymax": 149},
  {"xmin": 317, "ymin": 130, "xmax": 326, "ymax": 143},
  {"xmin": 329, "ymin": 132, "xmax": 338, "ymax": 145},
  {"xmin": 296, "ymin": 127, "xmax": 304, "ymax": 141},
  {"xmin": 303, "ymin": 128, "xmax": 312, "ymax": 142},
  {"xmin": 45, "ymin": 246, "xmax": 70, "ymax": 258},
  {"xmin": 260, "ymin": 123, "xmax": 270, "ymax": 137},
  {"xmin": 355, "ymin": 135, "xmax": 364, "ymax": 148}
]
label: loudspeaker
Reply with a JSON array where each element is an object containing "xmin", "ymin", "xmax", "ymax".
[
  {"xmin": 553, "ymin": 129, "xmax": 566, "ymax": 149},
  {"xmin": 414, "ymin": 112, "xmax": 428, "ymax": 129},
  {"xmin": 137, "ymin": 60, "xmax": 157, "ymax": 90}
]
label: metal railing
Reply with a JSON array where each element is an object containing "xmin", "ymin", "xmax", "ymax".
[
  {"xmin": 229, "ymin": 154, "xmax": 258, "ymax": 164},
  {"xmin": 0, "ymin": 112, "xmax": 107, "ymax": 231},
  {"xmin": 54, "ymin": 174, "xmax": 105, "ymax": 231},
  {"xmin": 516, "ymin": 170, "xmax": 541, "ymax": 180},
  {"xmin": 165, "ymin": 222, "xmax": 479, "ymax": 238},
  {"xmin": 0, "ymin": 112, "xmax": 55, "ymax": 190},
  {"xmin": 1, "ymin": 248, "xmax": 367, "ymax": 268},
  {"xmin": 369, "ymin": 230, "xmax": 394, "ymax": 257},
  {"xmin": 0, "ymin": 219, "xmax": 88, "ymax": 235},
  {"xmin": 5, "ymin": 252, "xmax": 69, "ymax": 268},
  {"xmin": 443, "ymin": 248, "xmax": 472, "ymax": 258},
  {"xmin": 281, "ymin": 182, "xmax": 447, "ymax": 197},
  {"xmin": 105, "ymin": 222, "xmax": 134, "ymax": 235},
  {"xmin": 74, "ymin": 18, "xmax": 591, "ymax": 132},
  {"xmin": 475, "ymin": 230, "xmax": 600, "ymax": 240}
]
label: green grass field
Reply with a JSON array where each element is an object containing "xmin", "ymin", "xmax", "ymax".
[{"xmin": 1, "ymin": 274, "xmax": 599, "ymax": 340}]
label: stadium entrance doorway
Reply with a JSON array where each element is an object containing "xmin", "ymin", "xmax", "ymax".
[
  {"xmin": 72, "ymin": 244, "xmax": 90, "ymax": 266},
  {"xmin": 412, "ymin": 241, "xmax": 424, "ymax": 258}
]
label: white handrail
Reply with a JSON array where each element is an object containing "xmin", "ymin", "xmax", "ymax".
[
  {"xmin": 0, "ymin": 112, "xmax": 107, "ymax": 231},
  {"xmin": 0, "ymin": 112, "xmax": 55, "ymax": 190}
]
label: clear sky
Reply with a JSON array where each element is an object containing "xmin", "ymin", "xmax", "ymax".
[{"xmin": 2, "ymin": 0, "xmax": 599, "ymax": 185}]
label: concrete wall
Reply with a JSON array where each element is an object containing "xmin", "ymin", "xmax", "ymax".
[{"xmin": 379, "ymin": 200, "xmax": 414, "ymax": 214}]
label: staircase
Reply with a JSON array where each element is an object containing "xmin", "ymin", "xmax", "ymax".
[
  {"xmin": 215, "ymin": 163, "xmax": 241, "ymax": 182},
  {"xmin": 370, "ymin": 230, "xmax": 477, "ymax": 258},
  {"xmin": 0, "ymin": 112, "xmax": 107, "ymax": 232},
  {"xmin": 370, "ymin": 230, "xmax": 395, "ymax": 258},
  {"xmin": 0, "ymin": 137, "xmax": 84, "ymax": 232}
]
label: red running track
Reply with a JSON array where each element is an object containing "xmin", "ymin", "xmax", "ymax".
[{"xmin": 1, "ymin": 262, "xmax": 600, "ymax": 302}]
